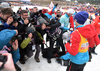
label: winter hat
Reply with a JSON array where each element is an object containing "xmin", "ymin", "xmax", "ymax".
[
  {"xmin": 1, "ymin": 2, "xmax": 11, "ymax": 8},
  {"xmin": 95, "ymin": 13, "xmax": 98, "ymax": 16},
  {"xmin": 74, "ymin": 11, "xmax": 89, "ymax": 25},
  {"xmin": 66, "ymin": 9, "xmax": 75, "ymax": 14}
]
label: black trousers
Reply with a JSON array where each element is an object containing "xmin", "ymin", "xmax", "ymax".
[
  {"xmin": 19, "ymin": 40, "xmax": 26, "ymax": 61},
  {"xmin": 66, "ymin": 62, "xmax": 86, "ymax": 71},
  {"xmin": 47, "ymin": 34, "xmax": 65, "ymax": 59}
]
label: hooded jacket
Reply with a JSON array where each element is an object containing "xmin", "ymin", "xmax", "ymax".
[
  {"xmin": 0, "ymin": 29, "xmax": 16, "ymax": 50},
  {"xmin": 91, "ymin": 16, "xmax": 100, "ymax": 35},
  {"xmin": 61, "ymin": 24, "xmax": 100, "ymax": 64}
]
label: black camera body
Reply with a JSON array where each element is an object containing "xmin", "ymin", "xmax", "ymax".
[
  {"xmin": 11, "ymin": 35, "xmax": 22, "ymax": 42},
  {"xmin": 0, "ymin": 55, "xmax": 7, "ymax": 62},
  {"xmin": 11, "ymin": 15, "xmax": 18, "ymax": 23}
]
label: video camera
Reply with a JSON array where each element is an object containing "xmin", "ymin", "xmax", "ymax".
[
  {"xmin": 28, "ymin": 17, "xmax": 37, "ymax": 25},
  {"xmin": 37, "ymin": 16, "xmax": 50, "ymax": 26}
]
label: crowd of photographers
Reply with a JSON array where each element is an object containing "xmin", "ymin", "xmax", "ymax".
[
  {"xmin": 0, "ymin": 2, "xmax": 68, "ymax": 71},
  {"xmin": 0, "ymin": 1, "xmax": 100, "ymax": 71}
]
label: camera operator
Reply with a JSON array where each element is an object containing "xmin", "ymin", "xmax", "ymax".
[
  {"xmin": 0, "ymin": 8, "xmax": 14, "ymax": 31},
  {"xmin": 46, "ymin": 19, "xmax": 65, "ymax": 63},
  {"xmin": 37, "ymin": 16, "xmax": 65, "ymax": 63},
  {"xmin": 17, "ymin": 10, "xmax": 30, "ymax": 64}
]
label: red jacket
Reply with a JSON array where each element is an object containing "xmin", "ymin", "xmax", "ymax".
[
  {"xmin": 65, "ymin": 24, "xmax": 100, "ymax": 56},
  {"xmin": 91, "ymin": 16, "xmax": 100, "ymax": 35},
  {"xmin": 70, "ymin": 16, "xmax": 74, "ymax": 30}
]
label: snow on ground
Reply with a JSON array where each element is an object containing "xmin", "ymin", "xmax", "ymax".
[{"xmin": 17, "ymin": 35, "xmax": 100, "ymax": 71}]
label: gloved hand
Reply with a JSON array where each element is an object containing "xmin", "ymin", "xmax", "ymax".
[
  {"xmin": 55, "ymin": 3, "xmax": 58, "ymax": 7},
  {"xmin": 67, "ymin": 40, "xmax": 70, "ymax": 43}
]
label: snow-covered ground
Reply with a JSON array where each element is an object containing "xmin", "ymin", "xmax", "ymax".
[
  {"xmin": 17, "ymin": 45, "xmax": 100, "ymax": 71},
  {"xmin": 16, "ymin": 35, "xmax": 100, "ymax": 71}
]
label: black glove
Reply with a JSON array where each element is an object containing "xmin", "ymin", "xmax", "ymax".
[
  {"xmin": 67, "ymin": 40, "xmax": 70, "ymax": 43},
  {"xmin": 55, "ymin": 3, "xmax": 58, "ymax": 7}
]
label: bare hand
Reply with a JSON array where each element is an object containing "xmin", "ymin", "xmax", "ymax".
[
  {"xmin": 12, "ymin": 22, "xmax": 18, "ymax": 27},
  {"xmin": 14, "ymin": 30, "xmax": 18, "ymax": 36},
  {"xmin": 12, "ymin": 40, "xmax": 18, "ymax": 51},
  {"xmin": 7, "ymin": 16, "xmax": 13, "ymax": 25},
  {"xmin": 28, "ymin": 33, "xmax": 33, "ymax": 39},
  {"xmin": 46, "ymin": 26, "xmax": 51, "ymax": 29},
  {"xmin": 42, "ymin": 23, "xmax": 46, "ymax": 30},
  {"xmin": 0, "ymin": 53, "xmax": 16, "ymax": 71},
  {"xmin": 42, "ymin": 40, "xmax": 45, "ymax": 44},
  {"xmin": 24, "ymin": 18, "xmax": 29, "ymax": 25}
]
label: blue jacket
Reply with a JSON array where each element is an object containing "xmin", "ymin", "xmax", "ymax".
[
  {"xmin": 7, "ymin": 43, "xmax": 20, "ymax": 63},
  {"xmin": 60, "ymin": 14, "xmax": 70, "ymax": 31},
  {"xmin": 45, "ymin": 6, "xmax": 56, "ymax": 18},
  {"xmin": 60, "ymin": 52, "xmax": 89, "ymax": 64},
  {"xmin": 0, "ymin": 29, "xmax": 16, "ymax": 50}
]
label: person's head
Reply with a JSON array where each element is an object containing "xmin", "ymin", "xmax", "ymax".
[
  {"xmin": 56, "ymin": 10, "xmax": 61, "ymax": 15},
  {"xmin": 30, "ymin": 8, "xmax": 33, "ymax": 12},
  {"xmin": 74, "ymin": 11, "xmax": 89, "ymax": 26},
  {"xmin": 19, "ymin": 7, "xmax": 22, "ymax": 11},
  {"xmin": 33, "ymin": 7, "xmax": 38, "ymax": 13},
  {"xmin": 95, "ymin": 13, "xmax": 98, "ymax": 17},
  {"xmin": 0, "ymin": 8, "xmax": 13, "ymax": 21},
  {"xmin": 66, "ymin": 9, "xmax": 75, "ymax": 17},
  {"xmin": 20, "ymin": 10, "xmax": 28, "ymax": 20}
]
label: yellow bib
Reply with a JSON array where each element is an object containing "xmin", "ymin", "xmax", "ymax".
[{"xmin": 77, "ymin": 30, "xmax": 89, "ymax": 53}]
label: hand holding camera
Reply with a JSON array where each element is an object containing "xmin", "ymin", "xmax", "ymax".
[
  {"xmin": 7, "ymin": 16, "xmax": 14, "ymax": 25},
  {"xmin": 24, "ymin": 18, "xmax": 29, "ymax": 25},
  {"xmin": 42, "ymin": 23, "xmax": 46, "ymax": 30},
  {"xmin": 12, "ymin": 39, "xmax": 18, "ymax": 51},
  {"xmin": 28, "ymin": 33, "xmax": 33, "ymax": 39},
  {"xmin": 12, "ymin": 22, "xmax": 18, "ymax": 27},
  {"xmin": 0, "ymin": 53, "xmax": 16, "ymax": 71}
]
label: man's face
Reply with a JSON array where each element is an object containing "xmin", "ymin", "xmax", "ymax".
[
  {"xmin": 57, "ymin": 11, "xmax": 61, "ymax": 15},
  {"xmin": 21, "ymin": 13, "xmax": 28, "ymax": 20},
  {"xmin": 33, "ymin": 8, "xmax": 38, "ymax": 13},
  {"xmin": 2, "ymin": 14, "xmax": 12, "ymax": 21}
]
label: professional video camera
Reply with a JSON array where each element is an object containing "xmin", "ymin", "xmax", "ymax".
[
  {"xmin": 37, "ymin": 16, "xmax": 50, "ymax": 26},
  {"xmin": 28, "ymin": 17, "xmax": 37, "ymax": 25}
]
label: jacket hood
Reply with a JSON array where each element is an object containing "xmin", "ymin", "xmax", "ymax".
[{"xmin": 77, "ymin": 24, "xmax": 97, "ymax": 38}]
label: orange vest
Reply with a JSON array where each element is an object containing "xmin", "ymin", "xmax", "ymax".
[{"xmin": 77, "ymin": 30, "xmax": 89, "ymax": 53}]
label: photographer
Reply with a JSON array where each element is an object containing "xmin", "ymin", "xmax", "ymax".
[
  {"xmin": 17, "ymin": 10, "xmax": 30, "ymax": 64},
  {"xmin": 0, "ymin": 8, "xmax": 14, "ymax": 31},
  {"xmin": 20, "ymin": 26, "xmax": 45, "ymax": 62},
  {"xmin": 0, "ymin": 29, "xmax": 18, "ymax": 49}
]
